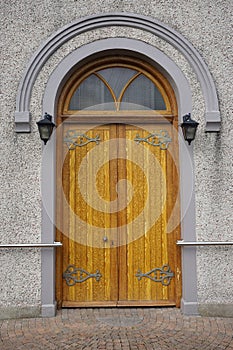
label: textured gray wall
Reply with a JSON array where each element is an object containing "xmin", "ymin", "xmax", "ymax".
[{"xmin": 1, "ymin": 0, "xmax": 232, "ymax": 317}]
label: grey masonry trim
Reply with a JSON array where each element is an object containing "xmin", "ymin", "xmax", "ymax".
[
  {"xmin": 41, "ymin": 38, "xmax": 198, "ymax": 316},
  {"xmin": 15, "ymin": 12, "xmax": 220, "ymax": 133},
  {"xmin": 0, "ymin": 306, "xmax": 40, "ymax": 320},
  {"xmin": 198, "ymin": 304, "xmax": 233, "ymax": 318}
]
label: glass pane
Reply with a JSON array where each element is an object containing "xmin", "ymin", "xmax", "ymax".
[
  {"xmin": 121, "ymin": 74, "xmax": 166, "ymax": 110},
  {"xmin": 69, "ymin": 74, "xmax": 115, "ymax": 110},
  {"xmin": 98, "ymin": 68, "xmax": 137, "ymax": 99}
]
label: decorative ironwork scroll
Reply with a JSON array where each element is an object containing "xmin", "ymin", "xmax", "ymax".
[
  {"xmin": 136, "ymin": 264, "xmax": 174, "ymax": 286},
  {"xmin": 63, "ymin": 265, "xmax": 102, "ymax": 286},
  {"xmin": 64, "ymin": 130, "xmax": 101, "ymax": 150},
  {"xmin": 134, "ymin": 130, "xmax": 171, "ymax": 150}
]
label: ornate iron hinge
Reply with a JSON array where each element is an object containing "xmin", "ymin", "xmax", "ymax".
[
  {"xmin": 64, "ymin": 130, "xmax": 101, "ymax": 150},
  {"xmin": 134, "ymin": 130, "xmax": 171, "ymax": 150},
  {"xmin": 63, "ymin": 265, "xmax": 102, "ymax": 286},
  {"xmin": 136, "ymin": 264, "xmax": 174, "ymax": 286}
]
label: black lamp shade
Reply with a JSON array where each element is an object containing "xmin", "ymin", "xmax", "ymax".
[
  {"xmin": 180, "ymin": 114, "xmax": 199, "ymax": 145},
  {"xmin": 37, "ymin": 113, "xmax": 55, "ymax": 144}
]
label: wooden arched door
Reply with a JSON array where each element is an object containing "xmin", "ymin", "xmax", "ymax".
[{"xmin": 56, "ymin": 57, "xmax": 181, "ymax": 307}]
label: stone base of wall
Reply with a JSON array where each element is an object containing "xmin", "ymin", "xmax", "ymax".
[
  {"xmin": 41, "ymin": 302, "xmax": 57, "ymax": 318},
  {"xmin": 181, "ymin": 298, "xmax": 199, "ymax": 315},
  {"xmin": 198, "ymin": 303, "xmax": 233, "ymax": 318},
  {"xmin": 0, "ymin": 305, "xmax": 41, "ymax": 320},
  {"xmin": 1, "ymin": 303, "xmax": 233, "ymax": 319}
]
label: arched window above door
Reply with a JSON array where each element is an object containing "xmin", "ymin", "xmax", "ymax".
[
  {"xmin": 69, "ymin": 67, "xmax": 166, "ymax": 111},
  {"xmin": 61, "ymin": 57, "xmax": 174, "ymax": 116}
]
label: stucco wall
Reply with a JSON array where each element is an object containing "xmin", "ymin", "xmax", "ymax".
[{"xmin": 1, "ymin": 0, "xmax": 232, "ymax": 318}]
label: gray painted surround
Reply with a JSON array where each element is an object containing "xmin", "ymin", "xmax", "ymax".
[
  {"xmin": 14, "ymin": 13, "xmax": 220, "ymax": 133},
  {"xmin": 41, "ymin": 38, "xmax": 198, "ymax": 316}
]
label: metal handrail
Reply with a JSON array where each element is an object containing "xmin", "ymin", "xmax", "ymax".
[
  {"xmin": 0, "ymin": 242, "xmax": 62, "ymax": 248},
  {"xmin": 3, "ymin": 240, "xmax": 233, "ymax": 248},
  {"xmin": 177, "ymin": 240, "xmax": 233, "ymax": 246}
]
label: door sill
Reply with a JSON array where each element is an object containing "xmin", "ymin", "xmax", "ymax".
[
  {"xmin": 62, "ymin": 300, "xmax": 176, "ymax": 308},
  {"xmin": 62, "ymin": 301, "xmax": 118, "ymax": 307}
]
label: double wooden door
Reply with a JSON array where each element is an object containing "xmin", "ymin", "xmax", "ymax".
[{"xmin": 56, "ymin": 122, "xmax": 181, "ymax": 307}]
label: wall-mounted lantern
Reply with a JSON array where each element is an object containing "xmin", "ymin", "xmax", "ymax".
[
  {"xmin": 37, "ymin": 113, "xmax": 55, "ymax": 145},
  {"xmin": 180, "ymin": 113, "xmax": 199, "ymax": 145}
]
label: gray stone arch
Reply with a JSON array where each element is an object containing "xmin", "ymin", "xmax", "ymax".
[
  {"xmin": 15, "ymin": 12, "xmax": 220, "ymax": 133},
  {"xmin": 41, "ymin": 38, "xmax": 198, "ymax": 317}
]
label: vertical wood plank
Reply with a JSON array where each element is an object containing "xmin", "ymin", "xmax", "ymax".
[
  {"xmin": 62, "ymin": 125, "xmax": 72, "ymax": 303},
  {"xmin": 117, "ymin": 124, "xmax": 128, "ymax": 301}
]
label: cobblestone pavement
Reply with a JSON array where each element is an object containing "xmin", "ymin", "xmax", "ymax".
[{"xmin": 1, "ymin": 308, "xmax": 233, "ymax": 349}]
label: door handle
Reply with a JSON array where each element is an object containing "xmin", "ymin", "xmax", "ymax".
[{"xmin": 103, "ymin": 237, "xmax": 115, "ymax": 246}]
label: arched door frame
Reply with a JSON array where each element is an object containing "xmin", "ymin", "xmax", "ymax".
[{"xmin": 41, "ymin": 38, "xmax": 198, "ymax": 317}]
